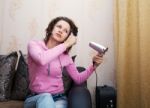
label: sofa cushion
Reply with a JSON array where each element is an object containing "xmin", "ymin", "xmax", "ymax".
[
  {"xmin": 0, "ymin": 52, "xmax": 18, "ymax": 101},
  {"xmin": 11, "ymin": 51, "xmax": 29, "ymax": 100}
]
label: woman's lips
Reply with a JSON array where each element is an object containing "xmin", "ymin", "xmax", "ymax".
[{"xmin": 56, "ymin": 33, "xmax": 61, "ymax": 37}]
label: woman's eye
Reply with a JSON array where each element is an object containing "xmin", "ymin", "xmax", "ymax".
[
  {"xmin": 64, "ymin": 29, "xmax": 68, "ymax": 33},
  {"xmin": 57, "ymin": 25, "xmax": 61, "ymax": 28}
]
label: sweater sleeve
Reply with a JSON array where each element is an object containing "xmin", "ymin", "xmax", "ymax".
[
  {"xmin": 28, "ymin": 40, "xmax": 67, "ymax": 66},
  {"xmin": 66, "ymin": 63, "xmax": 95, "ymax": 85}
]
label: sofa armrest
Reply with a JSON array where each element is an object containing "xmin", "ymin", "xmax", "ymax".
[{"xmin": 68, "ymin": 86, "xmax": 92, "ymax": 108}]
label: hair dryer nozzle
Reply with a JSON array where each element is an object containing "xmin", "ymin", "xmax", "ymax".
[{"xmin": 89, "ymin": 42, "xmax": 108, "ymax": 54}]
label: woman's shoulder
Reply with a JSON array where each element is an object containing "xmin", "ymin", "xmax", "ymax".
[{"xmin": 27, "ymin": 39, "xmax": 47, "ymax": 50}]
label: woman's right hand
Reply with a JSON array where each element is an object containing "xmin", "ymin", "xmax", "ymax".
[
  {"xmin": 64, "ymin": 34, "xmax": 77, "ymax": 49},
  {"xmin": 92, "ymin": 53, "xmax": 104, "ymax": 69}
]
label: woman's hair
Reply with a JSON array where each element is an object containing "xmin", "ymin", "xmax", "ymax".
[{"xmin": 44, "ymin": 16, "xmax": 78, "ymax": 53}]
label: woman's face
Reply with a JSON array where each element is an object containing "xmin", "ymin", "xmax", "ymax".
[{"xmin": 51, "ymin": 20, "xmax": 71, "ymax": 43}]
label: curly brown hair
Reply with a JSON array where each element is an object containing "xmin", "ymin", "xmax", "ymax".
[{"xmin": 45, "ymin": 16, "xmax": 78, "ymax": 43}]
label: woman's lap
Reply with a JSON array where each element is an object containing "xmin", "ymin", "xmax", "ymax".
[{"xmin": 24, "ymin": 93, "xmax": 67, "ymax": 108}]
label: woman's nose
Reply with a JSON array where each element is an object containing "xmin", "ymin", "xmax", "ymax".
[{"xmin": 58, "ymin": 29, "xmax": 63, "ymax": 34}]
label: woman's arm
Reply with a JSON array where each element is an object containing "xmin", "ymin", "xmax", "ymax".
[
  {"xmin": 66, "ymin": 63, "xmax": 95, "ymax": 85},
  {"xmin": 28, "ymin": 40, "xmax": 66, "ymax": 65},
  {"xmin": 65, "ymin": 53, "xmax": 103, "ymax": 85}
]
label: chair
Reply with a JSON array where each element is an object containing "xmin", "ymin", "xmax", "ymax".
[{"xmin": 63, "ymin": 66, "xmax": 92, "ymax": 108}]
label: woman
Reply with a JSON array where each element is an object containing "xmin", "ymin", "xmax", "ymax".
[{"xmin": 24, "ymin": 16, "xmax": 103, "ymax": 108}]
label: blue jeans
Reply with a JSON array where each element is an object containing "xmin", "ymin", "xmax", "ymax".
[{"xmin": 24, "ymin": 93, "xmax": 67, "ymax": 108}]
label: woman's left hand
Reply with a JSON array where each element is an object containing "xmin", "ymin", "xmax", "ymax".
[{"xmin": 92, "ymin": 53, "xmax": 104, "ymax": 68}]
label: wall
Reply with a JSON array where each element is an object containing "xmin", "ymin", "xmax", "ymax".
[{"xmin": 0, "ymin": 0, "xmax": 115, "ymax": 107}]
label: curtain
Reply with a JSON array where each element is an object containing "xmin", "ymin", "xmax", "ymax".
[{"xmin": 114, "ymin": 0, "xmax": 150, "ymax": 108}]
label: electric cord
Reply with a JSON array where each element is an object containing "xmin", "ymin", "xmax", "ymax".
[{"xmin": 95, "ymin": 69, "xmax": 98, "ymax": 87}]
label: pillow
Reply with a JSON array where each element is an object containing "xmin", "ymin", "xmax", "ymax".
[
  {"xmin": 0, "ymin": 51, "xmax": 18, "ymax": 101},
  {"xmin": 11, "ymin": 51, "xmax": 29, "ymax": 100}
]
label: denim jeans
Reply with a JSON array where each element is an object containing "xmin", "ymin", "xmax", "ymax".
[{"xmin": 24, "ymin": 93, "xmax": 67, "ymax": 108}]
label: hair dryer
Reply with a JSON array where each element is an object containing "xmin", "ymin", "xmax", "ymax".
[{"xmin": 89, "ymin": 42, "xmax": 108, "ymax": 54}]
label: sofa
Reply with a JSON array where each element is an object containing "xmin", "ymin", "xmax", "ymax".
[{"xmin": 0, "ymin": 51, "xmax": 92, "ymax": 108}]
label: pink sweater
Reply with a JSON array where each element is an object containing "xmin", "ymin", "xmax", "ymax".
[{"xmin": 27, "ymin": 40, "xmax": 95, "ymax": 94}]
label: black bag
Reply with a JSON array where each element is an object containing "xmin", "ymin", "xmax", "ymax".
[{"xmin": 95, "ymin": 85, "xmax": 116, "ymax": 108}]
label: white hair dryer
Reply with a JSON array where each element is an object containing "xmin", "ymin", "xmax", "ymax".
[{"xmin": 89, "ymin": 42, "xmax": 108, "ymax": 54}]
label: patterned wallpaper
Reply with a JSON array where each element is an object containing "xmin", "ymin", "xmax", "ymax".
[{"xmin": 0, "ymin": 0, "xmax": 114, "ymax": 107}]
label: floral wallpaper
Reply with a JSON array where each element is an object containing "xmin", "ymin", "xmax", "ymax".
[{"xmin": 0, "ymin": 0, "xmax": 114, "ymax": 107}]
